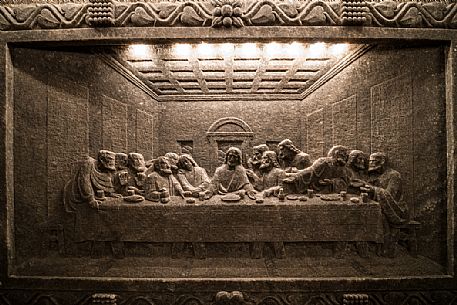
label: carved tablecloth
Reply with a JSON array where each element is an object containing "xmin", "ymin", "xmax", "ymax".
[{"xmin": 70, "ymin": 196, "xmax": 383, "ymax": 243}]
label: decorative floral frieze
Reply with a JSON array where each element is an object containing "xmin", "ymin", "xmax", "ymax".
[
  {"xmin": 211, "ymin": 0, "xmax": 244, "ymax": 27},
  {"xmin": 0, "ymin": 0, "xmax": 456, "ymax": 30}
]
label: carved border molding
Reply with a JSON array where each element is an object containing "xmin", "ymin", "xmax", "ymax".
[
  {"xmin": 1, "ymin": 290, "xmax": 457, "ymax": 305},
  {"xmin": 1, "ymin": 0, "xmax": 457, "ymax": 31}
]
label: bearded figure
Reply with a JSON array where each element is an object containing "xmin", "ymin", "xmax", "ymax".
[
  {"xmin": 144, "ymin": 156, "xmax": 187, "ymax": 202},
  {"xmin": 176, "ymin": 154, "xmax": 211, "ymax": 193},
  {"xmin": 126, "ymin": 152, "xmax": 147, "ymax": 195},
  {"xmin": 210, "ymin": 147, "xmax": 256, "ymax": 198},
  {"xmin": 164, "ymin": 152, "xmax": 180, "ymax": 175},
  {"xmin": 250, "ymin": 151, "xmax": 286, "ymax": 197},
  {"xmin": 363, "ymin": 152, "xmax": 408, "ymax": 257},
  {"xmin": 64, "ymin": 149, "xmax": 121, "ymax": 210},
  {"xmin": 346, "ymin": 149, "xmax": 369, "ymax": 194},
  {"xmin": 113, "ymin": 153, "xmax": 129, "ymax": 195},
  {"xmin": 364, "ymin": 152, "xmax": 407, "ymax": 224},
  {"xmin": 247, "ymin": 144, "xmax": 269, "ymax": 176},
  {"xmin": 284, "ymin": 145, "xmax": 350, "ymax": 194},
  {"xmin": 278, "ymin": 139, "xmax": 311, "ymax": 173}
]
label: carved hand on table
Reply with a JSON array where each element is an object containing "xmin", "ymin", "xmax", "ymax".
[
  {"xmin": 360, "ymin": 184, "xmax": 375, "ymax": 193},
  {"xmin": 128, "ymin": 186, "xmax": 145, "ymax": 195},
  {"xmin": 263, "ymin": 189, "xmax": 274, "ymax": 197},
  {"xmin": 282, "ymin": 173, "xmax": 297, "ymax": 183},
  {"xmin": 350, "ymin": 179, "xmax": 366, "ymax": 188},
  {"xmin": 246, "ymin": 190, "xmax": 257, "ymax": 200},
  {"xmin": 108, "ymin": 192, "xmax": 123, "ymax": 198},
  {"xmin": 318, "ymin": 179, "xmax": 332, "ymax": 185},
  {"xmin": 89, "ymin": 199, "xmax": 101, "ymax": 209},
  {"xmin": 182, "ymin": 191, "xmax": 193, "ymax": 197}
]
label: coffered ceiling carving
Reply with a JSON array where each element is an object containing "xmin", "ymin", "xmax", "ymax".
[{"xmin": 108, "ymin": 42, "xmax": 367, "ymax": 101}]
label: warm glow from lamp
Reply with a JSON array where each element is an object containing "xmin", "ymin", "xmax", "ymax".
[
  {"xmin": 265, "ymin": 42, "xmax": 282, "ymax": 58},
  {"xmin": 129, "ymin": 44, "xmax": 150, "ymax": 58},
  {"xmin": 286, "ymin": 41, "xmax": 304, "ymax": 57},
  {"xmin": 330, "ymin": 43, "xmax": 349, "ymax": 57},
  {"xmin": 173, "ymin": 43, "xmax": 193, "ymax": 57},
  {"xmin": 197, "ymin": 42, "xmax": 215, "ymax": 57},
  {"xmin": 219, "ymin": 43, "xmax": 234, "ymax": 56},
  {"xmin": 308, "ymin": 42, "xmax": 326, "ymax": 57},
  {"xmin": 237, "ymin": 43, "xmax": 259, "ymax": 58}
]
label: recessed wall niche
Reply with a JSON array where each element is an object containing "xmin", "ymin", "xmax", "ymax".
[{"xmin": 10, "ymin": 41, "xmax": 447, "ymax": 279}]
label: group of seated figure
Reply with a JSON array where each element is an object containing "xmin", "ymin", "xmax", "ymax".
[{"xmin": 64, "ymin": 138, "xmax": 409, "ymax": 257}]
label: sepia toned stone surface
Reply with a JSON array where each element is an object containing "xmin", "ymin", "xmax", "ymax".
[{"xmin": 0, "ymin": 10, "xmax": 455, "ymax": 305}]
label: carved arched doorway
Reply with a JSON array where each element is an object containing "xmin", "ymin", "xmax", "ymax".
[{"xmin": 206, "ymin": 117, "xmax": 254, "ymax": 174}]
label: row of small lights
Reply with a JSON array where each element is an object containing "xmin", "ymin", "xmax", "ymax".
[{"xmin": 129, "ymin": 42, "xmax": 349, "ymax": 59}]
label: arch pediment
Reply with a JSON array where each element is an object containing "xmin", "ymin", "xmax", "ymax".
[{"xmin": 206, "ymin": 117, "xmax": 253, "ymax": 138}]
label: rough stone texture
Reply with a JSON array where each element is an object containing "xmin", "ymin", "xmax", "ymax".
[
  {"xmin": 370, "ymin": 73, "xmax": 413, "ymax": 221},
  {"xmin": 303, "ymin": 44, "xmax": 446, "ymax": 264},
  {"xmin": 306, "ymin": 108, "xmax": 324, "ymax": 159},
  {"xmin": 101, "ymin": 95, "xmax": 128, "ymax": 153},
  {"xmin": 11, "ymin": 47, "xmax": 159, "ymax": 259},
  {"xmin": 331, "ymin": 95, "xmax": 357, "ymax": 149},
  {"xmin": 136, "ymin": 109, "xmax": 154, "ymax": 161},
  {"xmin": 47, "ymin": 76, "xmax": 89, "ymax": 218}
]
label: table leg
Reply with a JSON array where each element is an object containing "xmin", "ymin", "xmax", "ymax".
[
  {"xmin": 356, "ymin": 242, "xmax": 368, "ymax": 258},
  {"xmin": 110, "ymin": 241, "xmax": 125, "ymax": 259},
  {"xmin": 251, "ymin": 242, "xmax": 264, "ymax": 259},
  {"xmin": 272, "ymin": 242, "xmax": 285, "ymax": 258},
  {"xmin": 192, "ymin": 242, "xmax": 207, "ymax": 259}
]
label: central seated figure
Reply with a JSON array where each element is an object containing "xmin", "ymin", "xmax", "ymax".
[{"xmin": 210, "ymin": 147, "xmax": 256, "ymax": 199}]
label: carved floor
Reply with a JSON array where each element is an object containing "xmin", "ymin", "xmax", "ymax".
[{"xmin": 14, "ymin": 246, "xmax": 445, "ymax": 278}]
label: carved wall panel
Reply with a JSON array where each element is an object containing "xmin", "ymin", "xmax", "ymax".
[
  {"xmin": 102, "ymin": 96, "xmax": 129, "ymax": 153},
  {"xmin": 370, "ymin": 74, "xmax": 414, "ymax": 215},
  {"xmin": 47, "ymin": 77, "xmax": 89, "ymax": 218},
  {"xmin": 306, "ymin": 108, "xmax": 324, "ymax": 160},
  {"xmin": 331, "ymin": 95, "xmax": 357, "ymax": 149},
  {"xmin": 13, "ymin": 58, "xmax": 49, "ymax": 225},
  {"xmin": 136, "ymin": 109, "xmax": 154, "ymax": 160}
]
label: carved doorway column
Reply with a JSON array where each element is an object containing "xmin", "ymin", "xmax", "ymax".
[{"xmin": 206, "ymin": 117, "xmax": 254, "ymax": 174}]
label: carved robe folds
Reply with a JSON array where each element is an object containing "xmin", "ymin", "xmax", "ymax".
[{"xmin": 64, "ymin": 157, "xmax": 115, "ymax": 211}]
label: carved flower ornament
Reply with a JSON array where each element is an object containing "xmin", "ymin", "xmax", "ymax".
[{"xmin": 212, "ymin": 0, "xmax": 244, "ymax": 28}]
